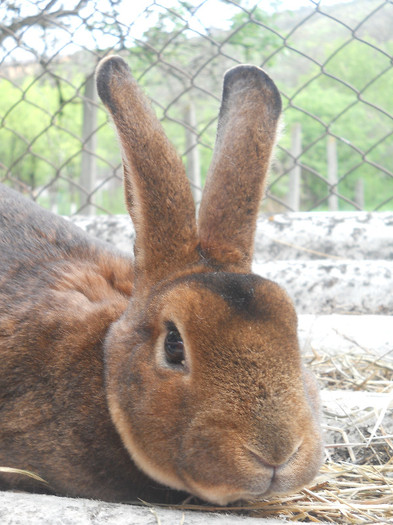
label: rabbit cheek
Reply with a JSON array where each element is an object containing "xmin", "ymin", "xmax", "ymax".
[
  {"xmin": 177, "ymin": 422, "xmax": 274, "ymax": 506},
  {"xmin": 302, "ymin": 367, "xmax": 322, "ymax": 415},
  {"xmin": 106, "ymin": 375, "xmax": 189, "ymax": 492},
  {"xmin": 105, "ymin": 324, "xmax": 191, "ymax": 492}
]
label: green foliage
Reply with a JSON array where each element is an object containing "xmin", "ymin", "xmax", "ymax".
[
  {"xmin": 0, "ymin": 75, "xmax": 81, "ymax": 195},
  {"xmin": 0, "ymin": 71, "xmax": 123, "ymax": 213},
  {"xmin": 225, "ymin": 6, "xmax": 282, "ymax": 64},
  {"xmin": 1, "ymin": 1, "xmax": 393, "ymax": 213},
  {"xmin": 277, "ymin": 37, "xmax": 393, "ymax": 210}
]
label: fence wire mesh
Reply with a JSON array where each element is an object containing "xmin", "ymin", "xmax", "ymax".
[{"xmin": 1, "ymin": 0, "xmax": 393, "ymax": 215}]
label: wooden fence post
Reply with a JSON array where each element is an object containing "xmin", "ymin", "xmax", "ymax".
[
  {"xmin": 184, "ymin": 102, "xmax": 202, "ymax": 206},
  {"xmin": 355, "ymin": 178, "xmax": 365, "ymax": 209},
  {"xmin": 80, "ymin": 73, "xmax": 97, "ymax": 215},
  {"xmin": 288, "ymin": 123, "xmax": 302, "ymax": 211},
  {"xmin": 327, "ymin": 136, "xmax": 338, "ymax": 211}
]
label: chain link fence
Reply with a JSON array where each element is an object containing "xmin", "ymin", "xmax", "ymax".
[{"xmin": 1, "ymin": 0, "xmax": 393, "ymax": 215}]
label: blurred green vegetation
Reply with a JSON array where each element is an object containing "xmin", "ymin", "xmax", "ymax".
[{"xmin": 1, "ymin": 0, "xmax": 392, "ymax": 213}]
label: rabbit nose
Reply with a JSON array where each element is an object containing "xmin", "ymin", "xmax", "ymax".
[{"xmin": 244, "ymin": 441, "xmax": 301, "ymax": 470}]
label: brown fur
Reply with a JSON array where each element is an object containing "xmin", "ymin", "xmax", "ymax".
[
  {"xmin": 0, "ymin": 58, "xmax": 323, "ymax": 504},
  {"xmin": 198, "ymin": 65, "xmax": 282, "ymax": 271}
]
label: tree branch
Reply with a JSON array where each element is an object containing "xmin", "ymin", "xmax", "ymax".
[{"xmin": 0, "ymin": 0, "xmax": 88, "ymax": 46}]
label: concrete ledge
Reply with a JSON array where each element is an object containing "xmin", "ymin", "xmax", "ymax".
[
  {"xmin": 254, "ymin": 212, "xmax": 393, "ymax": 260},
  {"xmin": 254, "ymin": 260, "xmax": 393, "ymax": 314},
  {"xmin": 68, "ymin": 212, "xmax": 393, "ymax": 260},
  {"xmin": 68, "ymin": 213, "xmax": 393, "ymax": 315},
  {"xmin": 0, "ymin": 491, "xmax": 289, "ymax": 525},
  {"xmin": 68, "ymin": 215, "xmax": 135, "ymax": 254}
]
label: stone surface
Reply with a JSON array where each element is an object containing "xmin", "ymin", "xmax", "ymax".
[
  {"xmin": 254, "ymin": 211, "xmax": 393, "ymax": 260},
  {"xmin": 68, "ymin": 215, "xmax": 135, "ymax": 254},
  {"xmin": 322, "ymin": 389, "xmax": 393, "ymax": 416},
  {"xmin": 0, "ymin": 491, "xmax": 289, "ymax": 525},
  {"xmin": 253, "ymin": 260, "xmax": 393, "ymax": 314},
  {"xmin": 68, "ymin": 212, "xmax": 393, "ymax": 315},
  {"xmin": 68, "ymin": 212, "xmax": 393, "ymax": 260}
]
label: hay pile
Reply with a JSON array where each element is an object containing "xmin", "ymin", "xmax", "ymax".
[{"xmin": 176, "ymin": 461, "xmax": 392, "ymax": 522}]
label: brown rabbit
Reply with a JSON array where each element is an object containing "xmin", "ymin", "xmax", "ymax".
[{"xmin": 0, "ymin": 56, "xmax": 323, "ymax": 505}]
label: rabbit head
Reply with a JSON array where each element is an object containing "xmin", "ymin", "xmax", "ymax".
[{"xmin": 96, "ymin": 56, "xmax": 323, "ymax": 505}]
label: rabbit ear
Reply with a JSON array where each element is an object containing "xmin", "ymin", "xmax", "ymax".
[
  {"xmin": 96, "ymin": 56, "xmax": 198, "ymax": 286},
  {"xmin": 198, "ymin": 65, "xmax": 282, "ymax": 272}
]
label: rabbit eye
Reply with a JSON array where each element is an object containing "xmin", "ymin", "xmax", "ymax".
[{"xmin": 164, "ymin": 325, "xmax": 185, "ymax": 366}]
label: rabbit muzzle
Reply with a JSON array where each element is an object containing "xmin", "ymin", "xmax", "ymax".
[{"xmin": 176, "ymin": 397, "xmax": 324, "ymax": 505}]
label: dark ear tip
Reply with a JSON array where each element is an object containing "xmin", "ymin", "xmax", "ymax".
[
  {"xmin": 96, "ymin": 55, "xmax": 131, "ymax": 106},
  {"xmin": 97, "ymin": 55, "xmax": 129, "ymax": 76},
  {"xmin": 223, "ymin": 64, "xmax": 282, "ymax": 116},
  {"xmin": 223, "ymin": 64, "xmax": 271, "ymax": 87}
]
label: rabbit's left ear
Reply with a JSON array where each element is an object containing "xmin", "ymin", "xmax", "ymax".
[
  {"xmin": 198, "ymin": 65, "xmax": 282, "ymax": 272},
  {"xmin": 96, "ymin": 56, "xmax": 199, "ymax": 287}
]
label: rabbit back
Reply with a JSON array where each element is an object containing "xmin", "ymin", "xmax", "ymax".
[{"xmin": 0, "ymin": 185, "xmax": 164, "ymax": 501}]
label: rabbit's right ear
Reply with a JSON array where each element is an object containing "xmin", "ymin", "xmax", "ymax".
[
  {"xmin": 198, "ymin": 65, "xmax": 282, "ymax": 272},
  {"xmin": 96, "ymin": 56, "xmax": 199, "ymax": 287}
]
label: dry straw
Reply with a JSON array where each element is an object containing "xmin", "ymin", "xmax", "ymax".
[{"xmin": 175, "ymin": 461, "xmax": 393, "ymax": 523}]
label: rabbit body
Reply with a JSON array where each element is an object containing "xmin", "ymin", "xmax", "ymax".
[
  {"xmin": 0, "ymin": 185, "xmax": 161, "ymax": 501},
  {"xmin": 0, "ymin": 58, "xmax": 324, "ymax": 505}
]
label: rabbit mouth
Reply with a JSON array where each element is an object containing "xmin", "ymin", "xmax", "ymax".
[
  {"xmin": 179, "ymin": 438, "xmax": 323, "ymax": 506},
  {"xmin": 179, "ymin": 455, "xmax": 276, "ymax": 506},
  {"xmin": 180, "ymin": 473, "xmax": 274, "ymax": 506}
]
